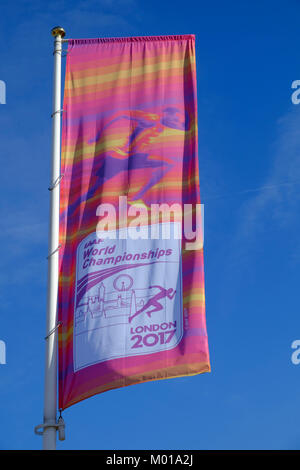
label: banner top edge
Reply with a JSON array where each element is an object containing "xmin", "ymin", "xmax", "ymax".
[{"xmin": 67, "ymin": 34, "xmax": 195, "ymax": 45}]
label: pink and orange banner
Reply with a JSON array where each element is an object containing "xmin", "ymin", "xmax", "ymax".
[{"xmin": 58, "ymin": 35, "xmax": 210, "ymax": 410}]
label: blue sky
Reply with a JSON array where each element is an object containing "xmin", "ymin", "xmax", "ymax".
[{"xmin": 1, "ymin": 0, "xmax": 300, "ymax": 450}]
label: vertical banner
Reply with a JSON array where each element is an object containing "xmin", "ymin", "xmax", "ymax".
[{"xmin": 58, "ymin": 35, "xmax": 210, "ymax": 410}]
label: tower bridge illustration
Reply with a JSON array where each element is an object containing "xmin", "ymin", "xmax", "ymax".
[{"xmin": 75, "ymin": 274, "xmax": 169, "ymax": 329}]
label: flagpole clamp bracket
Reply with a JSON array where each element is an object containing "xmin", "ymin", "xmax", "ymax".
[
  {"xmin": 45, "ymin": 321, "xmax": 62, "ymax": 340},
  {"xmin": 48, "ymin": 174, "xmax": 64, "ymax": 191},
  {"xmin": 51, "ymin": 109, "xmax": 64, "ymax": 118},
  {"xmin": 34, "ymin": 416, "xmax": 66, "ymax": 441},
  {"xmin": 46, "ymin": 244, "xmax": 61, "ymax": 259}
]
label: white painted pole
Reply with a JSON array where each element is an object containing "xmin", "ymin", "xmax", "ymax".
[{"xmin": 42, "ymin": 26, "xmax": 65, "ymax": 450}]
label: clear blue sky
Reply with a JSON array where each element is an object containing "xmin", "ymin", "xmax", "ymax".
[{"xmin": 0, "ymin": 0, "xmax": 300, "ymax": 450}]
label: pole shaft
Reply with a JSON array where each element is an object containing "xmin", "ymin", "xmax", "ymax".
[{"xmin": 43, "ymin": 33, "xmax": 62, "ymax": 450}]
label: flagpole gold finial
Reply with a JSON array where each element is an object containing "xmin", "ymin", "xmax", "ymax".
[{"xmin": 51, "ymin": 26, "xmax": 66, "ymax": 38}]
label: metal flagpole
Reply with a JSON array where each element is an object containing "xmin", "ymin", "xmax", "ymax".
[{"xmin": 42, "ymin": 26, "xmax": 65, "ymax": 450}]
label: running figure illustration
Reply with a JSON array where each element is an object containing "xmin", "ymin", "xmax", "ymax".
[
  {"xmin": 128, "ymin": 285, "xmax": 176, "ymax": 323},
  {"xmin": 66, "ymin": 107, "xmax": 188, "ymax": 217}
]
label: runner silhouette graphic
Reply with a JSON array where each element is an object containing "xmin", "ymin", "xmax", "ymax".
[{"xmin": 128, "ymin": 285, "xmax": 176, "ymax": 323}]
